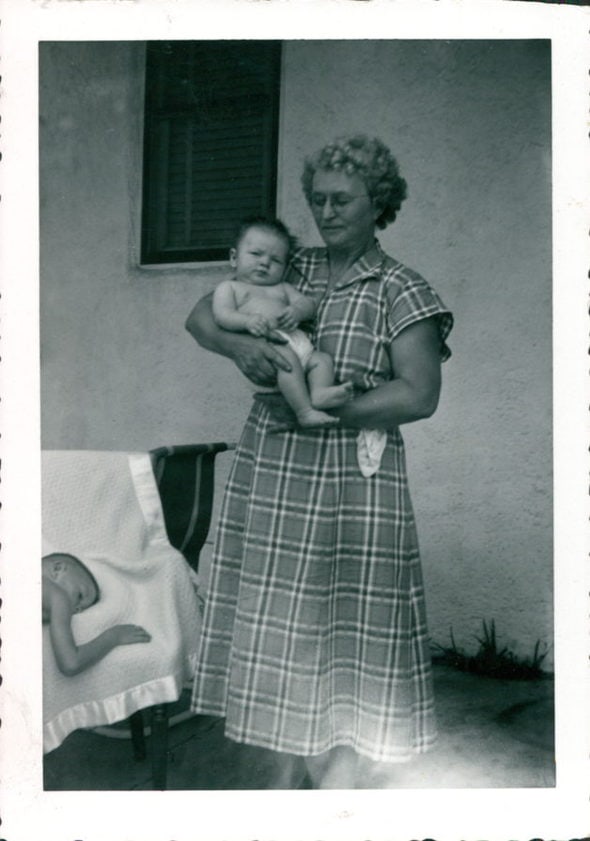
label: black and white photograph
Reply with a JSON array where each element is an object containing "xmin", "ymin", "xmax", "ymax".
[{"xmin": 1, "ymin": 2, "xmax": 588, "ymax": 840}]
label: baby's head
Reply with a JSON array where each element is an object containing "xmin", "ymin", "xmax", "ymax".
[
  {"xmin": 230, "ymin": 217, "xmax": 295, "ymax": 287},
  {"xmin": 42, "ymin": 552, "xmax": 100, "ymax": 615}
]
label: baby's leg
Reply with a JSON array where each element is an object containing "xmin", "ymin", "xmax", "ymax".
[
  {"xmin": 307, "ymin": 352, "xmax": 354, "ymax": 410},
  {"xmin": 277, "ymin": 346, "xmax": 339, "ymax": 428}
]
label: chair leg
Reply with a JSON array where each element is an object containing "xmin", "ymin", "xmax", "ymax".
[
  {"xmin": 150, "ymin": 703, "xmax": 170, "ymax": 790},
  {"xmin": 129, "ymin": 710, "xmax": 146, "ymax": 761}
]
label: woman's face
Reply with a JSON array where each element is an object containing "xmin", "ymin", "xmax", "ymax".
[{"xmin": 309, "ymin": 169, "xmax": 379, "ymax": 254}]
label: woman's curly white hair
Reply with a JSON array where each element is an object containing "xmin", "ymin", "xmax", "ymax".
[{"xmin": 301, "ymin": 135, "xmax": 407, "ymax": 229}]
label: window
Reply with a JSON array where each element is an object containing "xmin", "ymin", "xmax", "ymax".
[{"xmin": 141, "ymin": 41, "xmax": 282, "ymax": 264}]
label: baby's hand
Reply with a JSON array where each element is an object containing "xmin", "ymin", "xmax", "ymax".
[
  {"xmin": 111, "ymin": 624, "xmax": 152, "ymax": 646},
  {"xmin": 246, "ymin": 314, "xmax": 270, "ymax": 337},
  {"xmin": 276, "ymin": 307, "xmax": 299, "ymax": 332}
]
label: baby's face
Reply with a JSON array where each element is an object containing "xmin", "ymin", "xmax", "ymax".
[
  {"xmin": 46, "ymin": 556, "xmax": 98, "ymax": 614},
  {"xmin": 230, "ymin": 228, "xmax": 289, "ymax": 287},
  {"xmin": 63, "ymin": 564, "xmax": 99, "ymax": 614}
]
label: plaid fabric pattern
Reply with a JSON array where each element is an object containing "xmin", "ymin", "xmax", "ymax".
[{"xmin": 191, "ymin": 242, "xmax": 453, "ymax": 762}]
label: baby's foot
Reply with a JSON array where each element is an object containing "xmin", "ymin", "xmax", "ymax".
[
  {"xmin": 296, "ymin": 408, "xmax": 340, "ymax": 428},
  {"xmin": 311, "ymin": 381, "xmax": 354, "ymax": 410}
]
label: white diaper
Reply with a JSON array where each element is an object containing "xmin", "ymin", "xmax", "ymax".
[
  {"xmin": 356, "ymin": 429, "xmax": 387, "ymax": 477},
  {"xmin": 275, "ymin": 328, "xmax": 314, "ymax": 370}
]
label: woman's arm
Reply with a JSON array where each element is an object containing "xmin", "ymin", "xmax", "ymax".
[
  {"xmin": 46, "ymin": 582, "xmax": 151, "ymax": 676},
  {"xmin": 186, "ymin": 292, "xmax": 292, "ymax": 387},
  {"xmin": 331, "ymin": 318, "xmax": 442, "ymax": 430}
]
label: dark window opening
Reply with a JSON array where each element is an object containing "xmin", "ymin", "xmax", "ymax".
[{"xmin": 141, "ymin": 40, "xmax": 282, "ymax": 264}]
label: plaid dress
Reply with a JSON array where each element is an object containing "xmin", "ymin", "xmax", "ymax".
[{"xmin": 191, "ymin": 241, "xmax": 453, "ymax": 762}]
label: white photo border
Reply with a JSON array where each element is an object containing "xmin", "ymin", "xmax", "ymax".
[{"xmin": 1, "ymin": 1, "xmax": 588, "ymax": 840}]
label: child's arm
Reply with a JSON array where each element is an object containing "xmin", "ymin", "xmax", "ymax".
[
  {"xmin": 212, "ymin": 280, "xmax": 270, "ymax": 337},
  {"xmin": 186, "ymin": 292, "xmax": 293, "ymax": 388},
  {"xmin": 276, "ymin": 286, "xmax": 318, "ymax": 332},
  {"xmin": 45, "ymin": 579, "xmax": 151, "ymax": 676}
]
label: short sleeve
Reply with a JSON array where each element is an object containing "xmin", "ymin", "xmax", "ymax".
[{"xmin": 387, "ymin": 272, "xmax": 454, "ymax": 362}]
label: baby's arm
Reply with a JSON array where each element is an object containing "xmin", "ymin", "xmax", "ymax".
[
  {"xmin": 276, "ymin": 285, "xmax": 318, "ymax": 332},
  {"xmin": 212, "ymin": 280, "xmax": 269, "ymax": 337},
  {"xmin": 45, "ymin": 579, "xmax": 151, "ymax": 676}
]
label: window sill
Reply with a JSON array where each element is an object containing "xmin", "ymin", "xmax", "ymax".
[{"xmin": 137, "ymin": 260, "xmax": 228, "ymax": 272}]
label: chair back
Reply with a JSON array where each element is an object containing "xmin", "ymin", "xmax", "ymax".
[{"xmin": 150, "ymin": 443, "xmax": 231, "ymax": 573}]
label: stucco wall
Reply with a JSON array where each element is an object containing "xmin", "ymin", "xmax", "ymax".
[{"xmin": 40, "ymin": 40, "xmax": 552, "ymax": 664}]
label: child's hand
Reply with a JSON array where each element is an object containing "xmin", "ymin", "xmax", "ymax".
[
  {"xmin": 246, "ymin": 314, "xmax": 271, "ymax": 337},
  {"xmin": 276, "ymin": 307, "xmax": 299, "ymax": 332},
  {"xmin": 111, "ymin": 624, "xmax": 152, "ymax": 646}
]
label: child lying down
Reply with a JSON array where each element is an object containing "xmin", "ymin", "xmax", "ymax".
[{"xmin": 42, "ymin": 552, "xmax": 151, "ymax": 675}]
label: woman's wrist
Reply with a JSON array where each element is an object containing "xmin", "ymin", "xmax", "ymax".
[
  {"xmin": 330, "ymin": 397, "xmax": 370, "ymax": 430},
  {"xmin": 333, "ymin": 378, "xmax": 437, "ymax": 429},
  {"xmin": 331, "ymin": 382, "xmax": 394, "ymax": 429},
  {"xmin": 227, "ymin": 331, "xmax": 262, "ymax": 361}
]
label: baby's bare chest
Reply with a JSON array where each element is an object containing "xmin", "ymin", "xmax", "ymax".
[{"xmin": 235, "ymin": 283, "xmax": 289, "ymax": 316}]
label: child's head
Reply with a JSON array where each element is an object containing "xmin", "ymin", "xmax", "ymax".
[
  {"xmin": 42, "ymin": 552, "xmax": 100, "ymax": 614},
  {"xmin": 230, "ymin": 217, "xmax": 295, "ymax": 287}
]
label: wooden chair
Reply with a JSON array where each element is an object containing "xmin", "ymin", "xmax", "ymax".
[{"xmin": 129, "ymin": 442, "xmax": 233, "ymax": 789}]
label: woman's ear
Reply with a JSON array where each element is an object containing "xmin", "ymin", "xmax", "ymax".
[
  {"xmin": 372, "ymin": 199, "xmax": 383, "ymax": 222},
  {"xmin": 229, "ymin": 248, "xmax": 237, "ymax": 268}
]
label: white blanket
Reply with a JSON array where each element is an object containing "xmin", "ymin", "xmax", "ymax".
[{"xmin": 42, "ymin": 450, "xmax": 201, "ymax": 754}]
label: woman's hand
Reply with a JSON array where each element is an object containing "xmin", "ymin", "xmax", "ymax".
[{"xmin": 231, "ymin": 333, "xmax": 292, "ymax": 387}]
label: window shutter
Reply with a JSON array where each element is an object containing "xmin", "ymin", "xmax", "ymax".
[{"xmin": 142, "ymin": 41, "xmax": 281, "ymax": 264}]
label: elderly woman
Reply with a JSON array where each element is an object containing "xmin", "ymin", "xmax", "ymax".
[{"xmin": 186, "ymin": 135, "xmax": 453, "ymax": 789}]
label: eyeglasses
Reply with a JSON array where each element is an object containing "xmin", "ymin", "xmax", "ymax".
[{"xmin": 309, "ymin": 192, "xmax": 369, "ymax": 212}]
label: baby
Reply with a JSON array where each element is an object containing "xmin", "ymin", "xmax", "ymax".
[
  {"xmin": 42, "ymin": 552, "xmax": 151, "ymax": 676},
  {"xmin": 212, "ymin": 217, "xmax": 353, "ymax": 428}
]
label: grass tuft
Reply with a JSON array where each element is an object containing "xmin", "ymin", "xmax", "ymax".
[{"xmin": 432, "ymin": 619, "xmax": 549, "ymax": 680}]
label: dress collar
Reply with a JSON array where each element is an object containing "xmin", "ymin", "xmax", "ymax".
[
  {"xmin": 290, "ymin": 239, "xmax": 387, "ymax": 292},
  {"xmin": 327, "ymin": 239, "xmax": 386, "ymax": 290}
]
